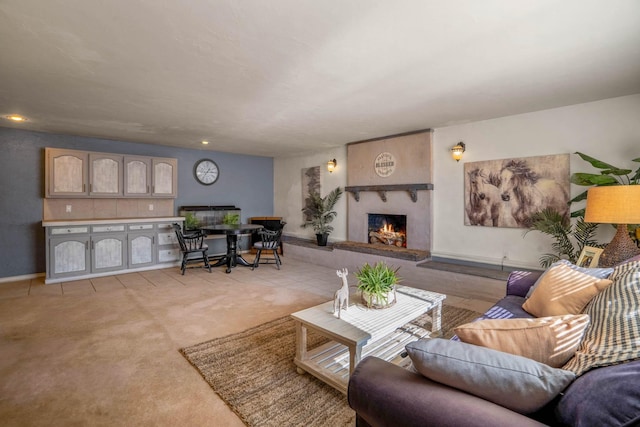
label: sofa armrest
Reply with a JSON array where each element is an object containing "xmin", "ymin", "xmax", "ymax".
[
  {"xmin": 348, "ymin": 356, "xmax": 547, "ymax": 427},
  {"xmin": 506, "ymin": 270, "xmax": 543, "ymax": 297}
]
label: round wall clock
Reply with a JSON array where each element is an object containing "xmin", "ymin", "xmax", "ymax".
[
  {"xmin": 374, "ymin": 152, "xmax": 396, "ymax": 177},
  {"xmin": 194, "ymin": 159, "xmax": 220, "ymax": 185}
]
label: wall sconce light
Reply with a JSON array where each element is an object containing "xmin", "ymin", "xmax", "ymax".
[
  {"xmin": 450, "ymin": 142, "xmax": 466, "ymax": 162},
  {"xmin": 327, "ymin": 158, "xmax": 337, "ymax": 173}
]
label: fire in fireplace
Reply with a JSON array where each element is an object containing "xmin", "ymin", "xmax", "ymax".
[{"xmin": 368, "ymin": 214, "xmax": 407, "ymax": 247}]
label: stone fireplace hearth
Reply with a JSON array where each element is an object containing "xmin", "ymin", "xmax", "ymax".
[
  {"xmin": 346, "ymin": 188, "xmax": 432, "ymax": 252},
  {"xmin": 346, "ymin": 130, "xmax": 433, "ymax": 253}
]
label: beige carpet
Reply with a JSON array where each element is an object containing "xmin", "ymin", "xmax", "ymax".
[{"xmin": 180, "ymin": 305, "xmax": 481, "ymax": 427}]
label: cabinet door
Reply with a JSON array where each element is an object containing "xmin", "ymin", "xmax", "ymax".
[
  {"xmin": 46, "ymin": 148, "xmax": 88, "ymax": 197},
  {"xmin": 152, "ymin": 158, "xmax": 177, "ymax": 197},
  {"xmin": 92, "ymin": 234, "xmax": 126, "ymax": 273},
  {"xmin": 90, "ymin": 153, "xmax": 122, "ymax": 196},
  {"xmin": 128, "ymin": 232, "xmax": 155, "ymax": 267},
  {"xmin": 49, "ymin": 235, "xmax": 90, "ymax": 278},
  {"xmin": 124, "ymin": 156, "xmax": 151, "ymax": 196}
]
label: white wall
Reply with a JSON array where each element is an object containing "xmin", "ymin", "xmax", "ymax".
[
  {"xmin": 274, "ymin": 146, "xmax": 348, "ymax": 242},
  {"xmin": 274, "ymin": 94, "xmax": 640, "ymax": 267},
  {"xmin": 433, "ymin": 94, "xmax": 640, "ymax": 268}
]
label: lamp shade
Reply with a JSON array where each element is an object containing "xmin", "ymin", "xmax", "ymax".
[
  {"xmin": 584, "ymin": 185, "xmax": 640, "ymax": 224},
  {"xmin": 584, "ymin": 185, "xmax": 640, "ymax": 267}
]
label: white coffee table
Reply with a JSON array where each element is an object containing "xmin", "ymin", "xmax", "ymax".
[{"xmin": 291, "ymin": 285, "xmax": 446, "ymax": 394}]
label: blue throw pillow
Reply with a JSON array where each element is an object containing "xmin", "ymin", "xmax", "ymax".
[
  {"xmin": 406, "ymin": 338, "xmax": 576, "ymax": 414},
  {"xmin": 556, "ymin": 359, "xmax": 640, "ymax": 426}
]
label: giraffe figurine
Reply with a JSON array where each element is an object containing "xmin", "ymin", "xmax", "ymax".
[{"xmin": 334, "ymin": 268, "xmax": 349, "ymax": 318}]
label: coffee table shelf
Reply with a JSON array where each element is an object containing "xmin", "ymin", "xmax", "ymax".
[{"xmin": 291, "ymin": 286, "xmax": 445, "ymax": 394}]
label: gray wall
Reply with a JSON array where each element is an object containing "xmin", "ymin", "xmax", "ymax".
[{"xmin": 0, "ymin": 127, "xmax": 274, "ymax": 279}]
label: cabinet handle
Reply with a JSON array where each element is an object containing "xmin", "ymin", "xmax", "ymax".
[
  {"xmin": 85, "ymin": 241, "xmax": 89, "ymax": 250},
  {"xmin": 91, "ymin": 241, "xmax": 94, "ymax": 250},
  {"xmin": 89, "ymin": 183, "xmax": 92, "ymax": 193}
]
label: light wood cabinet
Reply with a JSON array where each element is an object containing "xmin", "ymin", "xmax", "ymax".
[
  {"xmin": 152, "ymin": 158, "xmax": 177, "ymax": 197},
  {"xmin": 124, "ymin": 156, "xmax": 151, "ymax": 196},
  {"xmin": 45, "ymin": 148, "xmax": 176, "ymax": 198},
  {"xmin": 89, "ymin": 153, "xmax": 122, "ymax": 196},
  {"xmin": 46, "ymin": 149, "xmax": 88, "ymax": 197}
]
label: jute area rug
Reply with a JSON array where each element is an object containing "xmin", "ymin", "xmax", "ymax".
[{"xmin": 180, "ymin": 305, "xmax": 481, "ymax": 427}]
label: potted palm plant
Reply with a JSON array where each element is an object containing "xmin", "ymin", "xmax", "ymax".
[
  {"xmin": 301, "ymin": 186, "xmax": 343, "ymax": 246},
  {"xmin": 355, "ymin": 261, "xmax": 401, "ymax": 309}
]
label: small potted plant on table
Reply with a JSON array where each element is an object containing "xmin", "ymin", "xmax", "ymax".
[{"xmin": 355, "ymin": 261, "xmax": 401, "ymax": 309}]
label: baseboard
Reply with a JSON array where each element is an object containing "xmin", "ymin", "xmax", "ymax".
[{"xmin": 0, "ymin": 272, "xmax": 45, "ymax": 284}]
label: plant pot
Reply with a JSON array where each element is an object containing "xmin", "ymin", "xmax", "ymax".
[
  {"xmin": 361, "ymin": 287, "xmax": 397, "ymax": 309},
  {"xmin": 316, "ymin": 233, "xmax": 329, "ymax": 246}
]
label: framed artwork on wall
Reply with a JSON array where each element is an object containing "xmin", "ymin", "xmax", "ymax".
[
  {"xmin": 301, "ymin": 166, "xmax": 320, "ymax": 222},
  {"xmin": 464, "ymin": 154, "xmax": 570, "ymax": 229},
  {"xmin": 577, "ymin": 246, "xmax": 604, "ymax": 268}
]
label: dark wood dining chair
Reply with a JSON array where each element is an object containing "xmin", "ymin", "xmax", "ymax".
[
  {"xmin": 252, "ymin": 228, "xmax": 283, "ymax": 270},
  {"xmin": 172, "ymin": 223, "xmax": 211, "ymax": 275}
]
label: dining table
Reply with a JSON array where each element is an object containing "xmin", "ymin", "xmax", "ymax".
[{"xmin": 201, "ymin": 224, "xmax": 264, "ymax": 273}]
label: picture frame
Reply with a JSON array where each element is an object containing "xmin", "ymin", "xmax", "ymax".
[
  {"xmin": 576, "ymin": 246, "xmax": 604, "ymax": 268},
  {"xmin": 463, "ymin": 154, "xmax": 570, "ymax": 229}
]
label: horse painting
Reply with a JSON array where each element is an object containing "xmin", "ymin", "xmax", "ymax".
[
  {"xmin": 498, "ymin": 159, "xmax": 570, "ymax": 227},
  {"xmin": 466, "ymin": 168, "xmax": 503, "ymax": 226},
  {"xmin": 464, "ymin": 155, "xmax": 570, "ymax": 228}
]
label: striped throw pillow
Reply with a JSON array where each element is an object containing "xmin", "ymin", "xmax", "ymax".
[{"xmin": 563, "ymin": 261, "xmax": 640, "ymax": 376}]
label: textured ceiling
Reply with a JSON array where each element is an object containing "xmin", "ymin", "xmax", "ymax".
[{"xmin": 1, "ymin": 0, "xmax": 639, "ymax": 157}]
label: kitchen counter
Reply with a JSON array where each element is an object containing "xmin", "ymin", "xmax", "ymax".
[
  {"xmin": 42, "ymin": 217, "xmax": 185, "ymax": 227},
  {"xmin": 43, "ymin": 217, "xmax": 186, "ymax": 283}
]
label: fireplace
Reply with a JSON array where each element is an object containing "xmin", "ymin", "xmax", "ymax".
[
  {"xmin": 346, "ymin": 130, "xmax": 433, "ymax": 252},
  {"xmin": 368, "ymin": 214, "xmax": 407, "ymax": 247}
]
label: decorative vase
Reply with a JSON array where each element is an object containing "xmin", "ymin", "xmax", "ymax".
[
  {"xmin": 361, "ymin": 287, "xmax": 397, "ymax": 309},
  {"xmin": 316, "ymin": 233, "xmax": 329, "ymax": 246}
]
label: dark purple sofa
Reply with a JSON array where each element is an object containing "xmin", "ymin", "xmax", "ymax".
[{"xmin": 347, "ymin": 270, "xmax": 640, "ymax": 427}]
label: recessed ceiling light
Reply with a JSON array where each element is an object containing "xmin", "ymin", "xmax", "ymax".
[
  {"xmin": 201, "ymin": 140, "xmax": 209, "ymax": 145},
  {"xmin": 6, "ymin": 114, "xmax": 27, "ymax": 122}
]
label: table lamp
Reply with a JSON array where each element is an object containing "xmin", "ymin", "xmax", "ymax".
[{"xmin": 584, "ymin": 185, "xmax": 640, "ymax": 267}]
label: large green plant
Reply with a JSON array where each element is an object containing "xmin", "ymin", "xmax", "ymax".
[
  {"xmin": 301, "ymin": 187, "xmax": 344, "ymax": 235},
  {"xmin": 527, "ymin": 152, "xmax": 639, "ymax": 267},
  {"xmin": 569, "ymin": 152, "xmax": 640, "ymax": 217}
]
